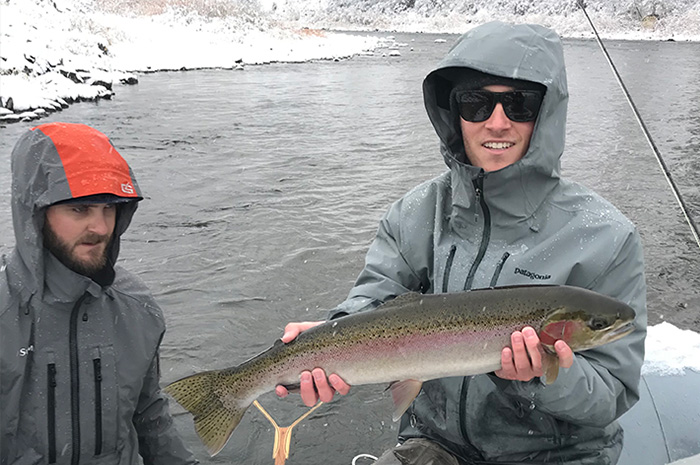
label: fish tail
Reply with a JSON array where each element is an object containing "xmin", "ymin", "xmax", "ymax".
[{"xmin": 164, "ymin": 370, "xmax": 247, "ymax": 456}]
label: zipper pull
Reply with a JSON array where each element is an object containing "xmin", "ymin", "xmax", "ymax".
[
  {"xmin": 474, "ymin": 188, "xmax": 481, "ymax": 222},
  {"xmin": 48, "ymin": 364, "xmax": 57, "ymax": 387},
  {"xmin": 473, "ymin": 171, "xmax": 485, "ymax": 222},
  {"xmin": 94, "ymin": 358, "xmax": 102, "ymax": 382}
]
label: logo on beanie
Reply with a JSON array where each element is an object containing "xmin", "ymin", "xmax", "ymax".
[{"xmin": 121, "ymin": 182, "xmax": 135, "ymax": 195}]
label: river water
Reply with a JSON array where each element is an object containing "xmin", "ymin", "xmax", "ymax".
[{"xmin": 0, "ymin": 33, "xmax": 699, "ymax": 463}]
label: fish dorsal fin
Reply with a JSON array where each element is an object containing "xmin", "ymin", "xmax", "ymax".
[
  {"xmin": 542, "ymin": 351, "xmax": 560, "ymax": 385},
  {"xmin": 392, "ymin": 292, "xmax": 423, "ymax": 302},
  {"xmin": 388, "ymin": 379, "xmax": 423, "ymax": 422},
  {"xmin": 379, "ymin": 292, "xmax": 424, "ymax": 310}
]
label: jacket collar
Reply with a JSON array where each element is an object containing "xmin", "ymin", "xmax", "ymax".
[
  {"xmin": 443, "ymin": 145, "xmax": 558, "ymax": 232},
  {"xmin": 43, "ymin": 250, "xmax": 104, "ymax": 304}
]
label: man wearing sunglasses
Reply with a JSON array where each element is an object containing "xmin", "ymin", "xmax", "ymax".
[
  {"xmin": 450, "ymin": 84, "xmax": 545, "ymax": 172},
  {"xmin": 278, "ymin": 21, "xmax": 646, "ymax": 465}
]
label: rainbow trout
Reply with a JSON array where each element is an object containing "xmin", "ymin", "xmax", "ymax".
[{"xmin": 165, "ymin": 284, "xmax": 635, "ymax": 455}]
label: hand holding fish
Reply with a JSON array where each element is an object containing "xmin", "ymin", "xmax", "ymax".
[
  {"xmin": 275, "ymin": 321, "xmax": 352, "ymax": 406},
  {"xmin": 495, "ymin": 326, "xmax": 574, "ymax": 382}
]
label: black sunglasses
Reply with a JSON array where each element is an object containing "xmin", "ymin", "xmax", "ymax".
[{"xmin": 455, "ymin": 90, "xmax": 544, "ymax": 123}]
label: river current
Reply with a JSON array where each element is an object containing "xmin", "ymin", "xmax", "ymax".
[{"xmin": 0, "ymin": 33, "xmax": 698, "ymax": 463}]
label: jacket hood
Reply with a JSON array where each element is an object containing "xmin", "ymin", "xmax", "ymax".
[
  {"xmin": 8, "ymin": 122, "xmax": 143, "ymax": 302},
  {"xmin": 423, "ymin": 22, "xmax": 568, "ymax": 225}
]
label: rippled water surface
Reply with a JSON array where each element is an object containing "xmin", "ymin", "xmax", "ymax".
[{"xmin": 1, "ymin": 33, "xmax": 699, "ymax": 463}]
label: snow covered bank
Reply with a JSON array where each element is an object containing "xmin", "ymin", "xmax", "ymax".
[
  {"xmin": 1, "ymin": 0, "xmax": 698, "ymax": 124},
  {"xmin": 265, "ymin": 0, "xmax": 700, "ymax": 42},
  {"xmin": 0, "ymin": 0, "xmax": 380, "ymax": 124},
  {"xmin": 643, "ymin": 322, "xmax": 700, "ymax": 376}
]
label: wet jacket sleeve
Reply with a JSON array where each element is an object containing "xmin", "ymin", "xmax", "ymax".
[
  {"xmin": 135, "ymin": 348, "xmax": 199, "ymax": 465},
  {"xmin": 328, "ymin": 198, "xmax": 430, "ymax": 319},
  {"xmin": 493, "ymin": 228, "xmax": 647, "ymax": 427}
]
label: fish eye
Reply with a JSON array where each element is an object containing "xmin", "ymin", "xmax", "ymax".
[{"xmin": 588, "ymin": 317, "xmax": 610, "ymax": 330}]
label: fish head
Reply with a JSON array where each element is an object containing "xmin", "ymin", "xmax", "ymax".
[{"xmin": 538, "ymin": 292, "xmax": 636, "ymax": 353}]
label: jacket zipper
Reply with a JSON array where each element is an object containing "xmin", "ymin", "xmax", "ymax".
[
  {"xmin": 459, "ymin": 173, "xmax": 497, "ymax": 451},
  {"xmin": 458, "ymin": 376, "xmax": 470, "ymax": 448},
  {"xmin": 70, "ymin": 294, "xmax": 88, "ymax": 465},
  {"xmin": 93, "ymin": 357, "xmax": 103, "ymax": 455},
  {"xmin": 464, "ymin": 173, "xmax": 491, "ymax": 290},
  {"xmin": 489, "ymin": 252, "xmax": 511, "ymax": 287},
  {"xmin": 442, "ymin": 245, "xmax": 457, "ymax": 292},
  {"xmin": 47, "ymin": 363, "xmax": 57, "ymax": 464}
]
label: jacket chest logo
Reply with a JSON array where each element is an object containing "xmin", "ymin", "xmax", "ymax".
[
  {"xmin": 514, "ymin": 267, "xmax": 551, "ymax": 280},
  {"xmin": 18, "ymin": 344, "xmax": 34, "ymax": 357}
]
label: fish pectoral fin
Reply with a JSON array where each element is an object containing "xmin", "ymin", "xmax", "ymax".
[
  {"xmin": 280, "ymin": 382, "xmax": 301, "ymax": 394},
  {"xmin": 388, "ymin": 379, "xmax": 423, "ymax": 422},
  {"xmin": 542, "ymin": 351, "xmax": 560, "ymax": 385}
]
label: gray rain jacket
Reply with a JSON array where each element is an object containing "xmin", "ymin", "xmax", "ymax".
[
  {"xmin": 0, "ymin": 123, "xmax": 197, "ymax": 465},
  {"xmin": 328, "ymin": 22, "xmax": 647, "ymax": 464}
]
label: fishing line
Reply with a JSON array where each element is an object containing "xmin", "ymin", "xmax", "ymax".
[{"xmin": 576, "ymin": 0, "xmax": 700, "ymax": 252}]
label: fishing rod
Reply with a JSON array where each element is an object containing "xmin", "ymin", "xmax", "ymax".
[{"xmin": 576, "ymin": 0, "xmax": 700, "ymax": 252}]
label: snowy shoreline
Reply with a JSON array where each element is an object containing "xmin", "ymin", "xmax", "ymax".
[
  {"xmin": 2, "ymin": 0, "xmax": 699, "ymax": 125},
  {"xmin": 0, "ymin": 0, "xmax": 383, "ymax": 124}
]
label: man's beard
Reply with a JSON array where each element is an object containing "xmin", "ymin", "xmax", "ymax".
[{"xmin": 43, "ymin": 223, "xmax": 113, "ymax": 278}]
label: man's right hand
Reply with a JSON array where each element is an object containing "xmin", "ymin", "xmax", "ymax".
[{"xmin": 275, "ymin": 321, "xmax": 352, "ymax": 406}]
